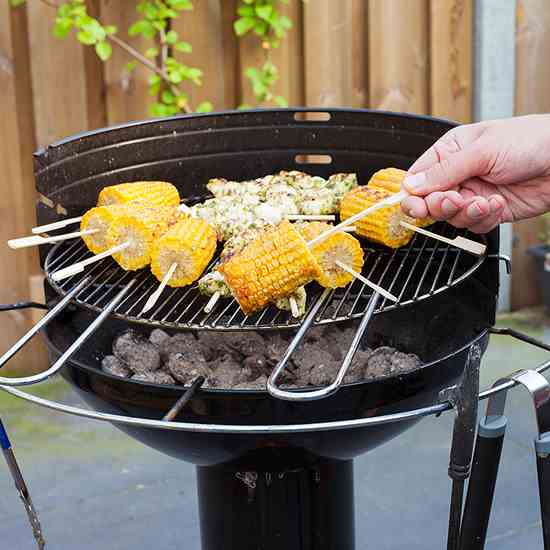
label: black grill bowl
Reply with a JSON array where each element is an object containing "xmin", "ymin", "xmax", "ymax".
[{"xmin": 34, "ymin": 110, "xmax": 501, "ymax": 550}]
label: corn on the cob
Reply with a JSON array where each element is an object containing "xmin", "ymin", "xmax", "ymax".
[
  {"xmin": 97, "ymin": 181, "xmax": 180, "ymax": 208},
  {"xmin": 218, "ymin": 220, "xmax": 322, "ymax": 315},
  {"xmin": 80, "ymin": 203, "xmax": 132, "ymax": 255},
  {"xmin": 368, "ymin": 168, "xmax": 433, "ymax": 228},
  {"xmin": 106, "ymin": 204, "xmax": 181, "ymax": 270},
  {"xmin": 150, "ymin": 217, "xmax": 217, "ymax": 287},
  {"xmin": 340, "ymin": 187, "xmax": 414, "ymax": 249},
  {"xmin": 296, "ymin": 222, "xmax": 364, "ymax": 288}
]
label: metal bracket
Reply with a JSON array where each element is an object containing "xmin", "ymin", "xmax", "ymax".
[{"xmin": 487, "ymin": 253, "xmax": 511, "ymax": 274}]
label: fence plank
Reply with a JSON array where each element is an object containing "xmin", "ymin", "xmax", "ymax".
[
  {"xmin": 27, "ymin": 2, "xmax": 93, "ymax": 146},
  {"xmin": 220, "ymin": 0, "xmax": 240, "ymax": 109},
  {"xmin": 239, "ymin": 0, "xmax": 304, "ymax": 107},
  {"xmin": 172, "ymin": 0, "xmax": 227, "ymax": 111},
  {"xmin": 430, "ymin": 0, "xmax": 473, "ymax": 122},
  {"xmin": 100, "ymin": 0, "xmax": 151, "ymax": 123},
  {"xmin": 303, "ymin": 0, "xmax": 367, "ymax": 107},
  {"xmin": 368, "ymin": 0, "xmax": 429, "ymax": 114},
  {"xmin": 0, "ymin": 4, "xmax": 45, "ymax": 374},
  {"xmin": 511, "ymin": 0, "xmax": 550, "ymax": 309}
]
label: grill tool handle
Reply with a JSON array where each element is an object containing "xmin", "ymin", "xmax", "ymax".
[
  {"xmin": 267, "ymin": 290, "xmax": 380, "ymax": 402},
  {"xmin": 459, "ymin": 415, "xmax": 507, "ymax": 550}
]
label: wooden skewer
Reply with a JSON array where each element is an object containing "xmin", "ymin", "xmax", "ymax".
[
  {"xmin": 31, "ymin": 216, "xmax": 83, "ymax": 234},
  {"xmin": 399, "ymin": 221, "xmax": 487, "ymax": 256},
  {"xmin": 335, "ymin": 261, "xmax": 398, "ymax": 302},
  {"xmin": 307, "ymin": 190, "xmax": 408, "ymax": 248},
  {"xmin": 204, "ymin": 291, "xmax": 221, "ymax": 313},
  {"xmin": 286, "ymin": 214, "xmax": 336, "ymax": 221},
  {"xmin": 289, "ymin": 296, "xmax": 300, "ymax": 318},
  {"xmin": 141, "ymin": 262, "xmax": 178, "ymax": 314},
  {"xmin": 51, "ymin": 242, "xmax": 130, "ymax": 282},
  {"xmin": 8, "ymin": 229, "xmax": 98, "ymax": 250}
]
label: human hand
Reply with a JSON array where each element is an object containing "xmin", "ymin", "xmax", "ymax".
[{"xmin": 401, "ymin": 114, "xmax": 550, "ymax": 233}]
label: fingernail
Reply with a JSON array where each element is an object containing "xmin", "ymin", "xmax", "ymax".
[
  {"xmin": 403, "ymin": 172, "xmax": 427, "ymax": 193},
  {"xmin": 467, "ymin": 202, "xmax": 484, "ymax": 219},
  {"xmin": 408, "ymin": 208, "xmax": 422, "ymax": 218},
  {"xmin": 441, "ymin": 198, "xmax": 458, "ymax": 216}
]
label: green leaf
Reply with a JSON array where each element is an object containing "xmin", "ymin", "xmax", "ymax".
[
  {"xmin": 253, "ymin": 19, "xmax": 268, "ymax": 36},
  {"xmin": 153, "ymin": 21, "xmax": 167, "ymax": 32},
  {"xmin": 145, "ymin": 47, "xmax": 159, "ymax": 58},
  {"xmin": 58, "ymin": 3, "xmax": 71, "ymax": 17},
  {"xmin": 9, "ymin": 0, "xmax": 26, "ymax": 7},
  {"xmin": 103, "ymin": 25, "xmax": 117, "ymax": 35},
  {"xmin": 238, "ymin": 103, "xmax": 252, "ymax": 110},
  {"xmin": 255, "ymin": 4, "xmax": 273, "ymax": 21},
  {"xmin": 184, "ymin": 67, "xmax": 203, "ymax": 85},
  {"xmin": 81, "ymin": 19, "xmax": 106, "ymax": 41},
  {"xmin": 95, "ymin": 40, "xmax": 112, "ymax": 61},
  {"xmin": 149, "ymin": 102, "xmax": 169, "ymax": 117},
  {"xmin": 168, "ymin": 70, "xmax": 183, "ymax": 84},
  {"xmin": 234, "ymin": 16, "xmax": 255, "ymax": 36},
  {"xmin": 274, "ymin": 95, "xmax": 288, "ymax": 107},
  {"xmin": 128, "ymin": 20, "xmax": 147, "ymax": 36},
  {"xmin": 237, "ymin": 5, "xmax": 255, "ymax": 17},
  {"xmin": 126, "ymin": 61, "xmax": 137, "ymax": 72},
  {"xmin": 161, "ymin": 90, "xmax": 175, "ymax": 104},
  {"xmin": 279, "ymin": 15, "xmax": 292, "ymax": 29},
  {"xmin": 196, "ymin": 101, "xmax": 213, "ymax": 113},
  {"xmin": 165, "ymin": 30, "xmax": 178, "ymax": 44},
  {"xmin": 167, "ymin": 0, "xmax": 193, "ymax": 11},
  {"xmin": 174, "ymin": 41, "xmax": 192, "ymax": 53},
  {"xmin": 77, "ymin": 30, "xmax": 96, "ymax": 45},
  {"xmin": 53, "ymin": 18, "xmax": 73, "ymax": 39}
]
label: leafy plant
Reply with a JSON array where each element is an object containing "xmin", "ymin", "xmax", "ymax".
[
  {"xmin": 234, "ymin": 0, "xmax": 292, "ymax": 107},
  {"xmin": 538, "ymin": 213, "xmax": 550, "ymax": 247},
  {"xmin": 10, "ymin": 0, "xmax": 296, "ymax": 115}
]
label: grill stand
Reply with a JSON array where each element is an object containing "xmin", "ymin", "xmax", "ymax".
[{"xmin": 197, "ymin": 453, "xmax": 354, "ymax": 550}]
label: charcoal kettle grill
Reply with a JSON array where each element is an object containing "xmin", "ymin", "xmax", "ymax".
[{"xmin": 0, "ymin": 109, "xmax": 548, "ymax": 550}]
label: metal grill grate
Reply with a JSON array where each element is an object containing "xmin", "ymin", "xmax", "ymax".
[{"xmin": 44, "ymin": 223, "xmax": 487, "ymax": 331}]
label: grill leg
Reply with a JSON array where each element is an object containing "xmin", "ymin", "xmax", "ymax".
[{"xmin": 196, "ymin": 453, "xmax": 355, "ymax": 550}]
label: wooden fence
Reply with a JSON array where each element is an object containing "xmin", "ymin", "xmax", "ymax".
[{"xmin": 0, "ymin": 0, "xmax": 549, "ymax": 372}]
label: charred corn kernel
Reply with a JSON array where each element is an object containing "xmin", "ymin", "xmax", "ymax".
[
  {"xmin": 368, "ymin": 168, "xmax": 434, "ymax": 228},
  {"xmin": 106, "ymin": 204, "xmax": 181, "ymax": 270},
  {"xmin": 151, "ymin": 217, "xmax": 217, "ymax": 287},
  {"xmin": 296, "ymin": 222, "xmax": 364, "ymax": 288},
  {"xmin": 97, "ymin": 181, "xmax": 180, "ymax": 208},
  {"xmin": 80, "ymin": 203, "xmax": 132, "ymax": 255},
  {"xmin": 218, "ymin": 220, "xmax": 322, "ymax": 315},
  {"xmin": 340, "ymin": 187, "xmax": 414, "ymax": 249}
]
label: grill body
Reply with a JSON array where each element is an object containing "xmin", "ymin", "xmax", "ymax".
[{"xmin": 34, "ymin": 109, "xmax": 500, "ymax": 550}]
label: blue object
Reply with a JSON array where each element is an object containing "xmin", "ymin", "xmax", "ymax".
[{"xmin": 0, "ymin": 419, "xmax": 12, "ymax": 451}]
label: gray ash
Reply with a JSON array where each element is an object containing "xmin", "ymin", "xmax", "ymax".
[{"xmin": 106, "ymin": 327, "xmax": 421, "ymax": 389}]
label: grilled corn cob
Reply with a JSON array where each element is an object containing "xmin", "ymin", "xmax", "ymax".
[
  {"xmin": 97, "ymin": 181, "xmax": 180, "ymax": 208},
  {"xmin": 368, "ymin": 168, "xmax": 433, "ymax": 228},
  {"xmin": 218, "ymin": 220, "xmax": 322, "ymax": 315},
  {"xmin": 297, "ymin": 222, "xmax": 364, "ymax": 288},
  {"xmin": 80, "ymin": 203, "xmax": 132, "ymax": 255},
  {"xmin": 340, "ymin": 187, "xmax": 414, "ymax": 249},
  {"xmin": 151, "ymin": 217, "xmax": 217, "ymax": 287},
  {"xmin": 106, "ymin": 204, "xmax": 181, "ymax": 270}
]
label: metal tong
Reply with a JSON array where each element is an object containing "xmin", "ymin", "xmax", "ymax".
[
  {"xmin": 267, "ymin": 288, "xmax": 380, "ymax": 401},
  {"xmin": 459, "ymin": 369, "xmax": 550, "ymax": 550}
]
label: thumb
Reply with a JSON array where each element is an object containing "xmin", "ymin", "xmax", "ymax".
[{"xmin": 403, "ymin": 143, "xmax": 488, "ymax": 196}]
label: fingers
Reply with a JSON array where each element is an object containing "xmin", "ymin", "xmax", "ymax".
[
  {"xmin": 403, "ymin": 143, "xmax": 489, "ymax": 195},
  {"xmin": 401, "ymin": 192, "xmax": 506, "ymax": 233}
]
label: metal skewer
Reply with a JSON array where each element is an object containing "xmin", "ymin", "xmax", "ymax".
[
  {"xmin": 0, "ymin": 420, "xmax": 45, "ymax": 550},
  {"xmin": 163, "ymin": 376, "xmax": 205, "ymax": 422},
  {"xmin": 335, "ymin": 261, "xmax": 398, "ymax": 302}
]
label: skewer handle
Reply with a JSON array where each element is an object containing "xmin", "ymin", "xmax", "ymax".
[
  {"xmin": 289, "ymin": 296, "xmax": 300, "ymax": 318},
  {"xmin": 31, "ymin": 216, "xmax": 83, "ymax": 234},
  {"xmin": 51, "ymin": 241, "xmax": 130, "ymax": 282},
  {"xmin": 400, "ymin": 221, "xmax": 486, "ymax": 256},
  {"xmin": 8, "ymin": 229, "xmax": 97, "ymax": 249},
  {"xmin": 204, "ymin": 291, "xmax": 221, "ymax": 314},
  {"xmin": 286, "ymin": 214, "xmax": 336, "ymax": 221},
  {"xmin": 141, "ymin": 262, "xmax": 178, "ymax": 314}
]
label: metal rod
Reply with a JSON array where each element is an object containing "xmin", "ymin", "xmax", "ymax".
[
  {"xmin": 0, "ymin": 276, "xmax": 91, "ymax": 369},
  {"xmin": 0, "ymin": 420, "xmax": 45, "ymax": 549},
  {"xmin": 448, "ymin": 480, "xmax": 465, "ymax": 550},
  {"xmin": 267, "ymin": 288, "xmax": 332, "ymax": 401},
  {"xmin": 0, "ymin": 279, "xmax": 135, "ymax": 386},
  {"xmin": 162, "ymin": 376, "xmax": 205, "ymax": 421}
]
